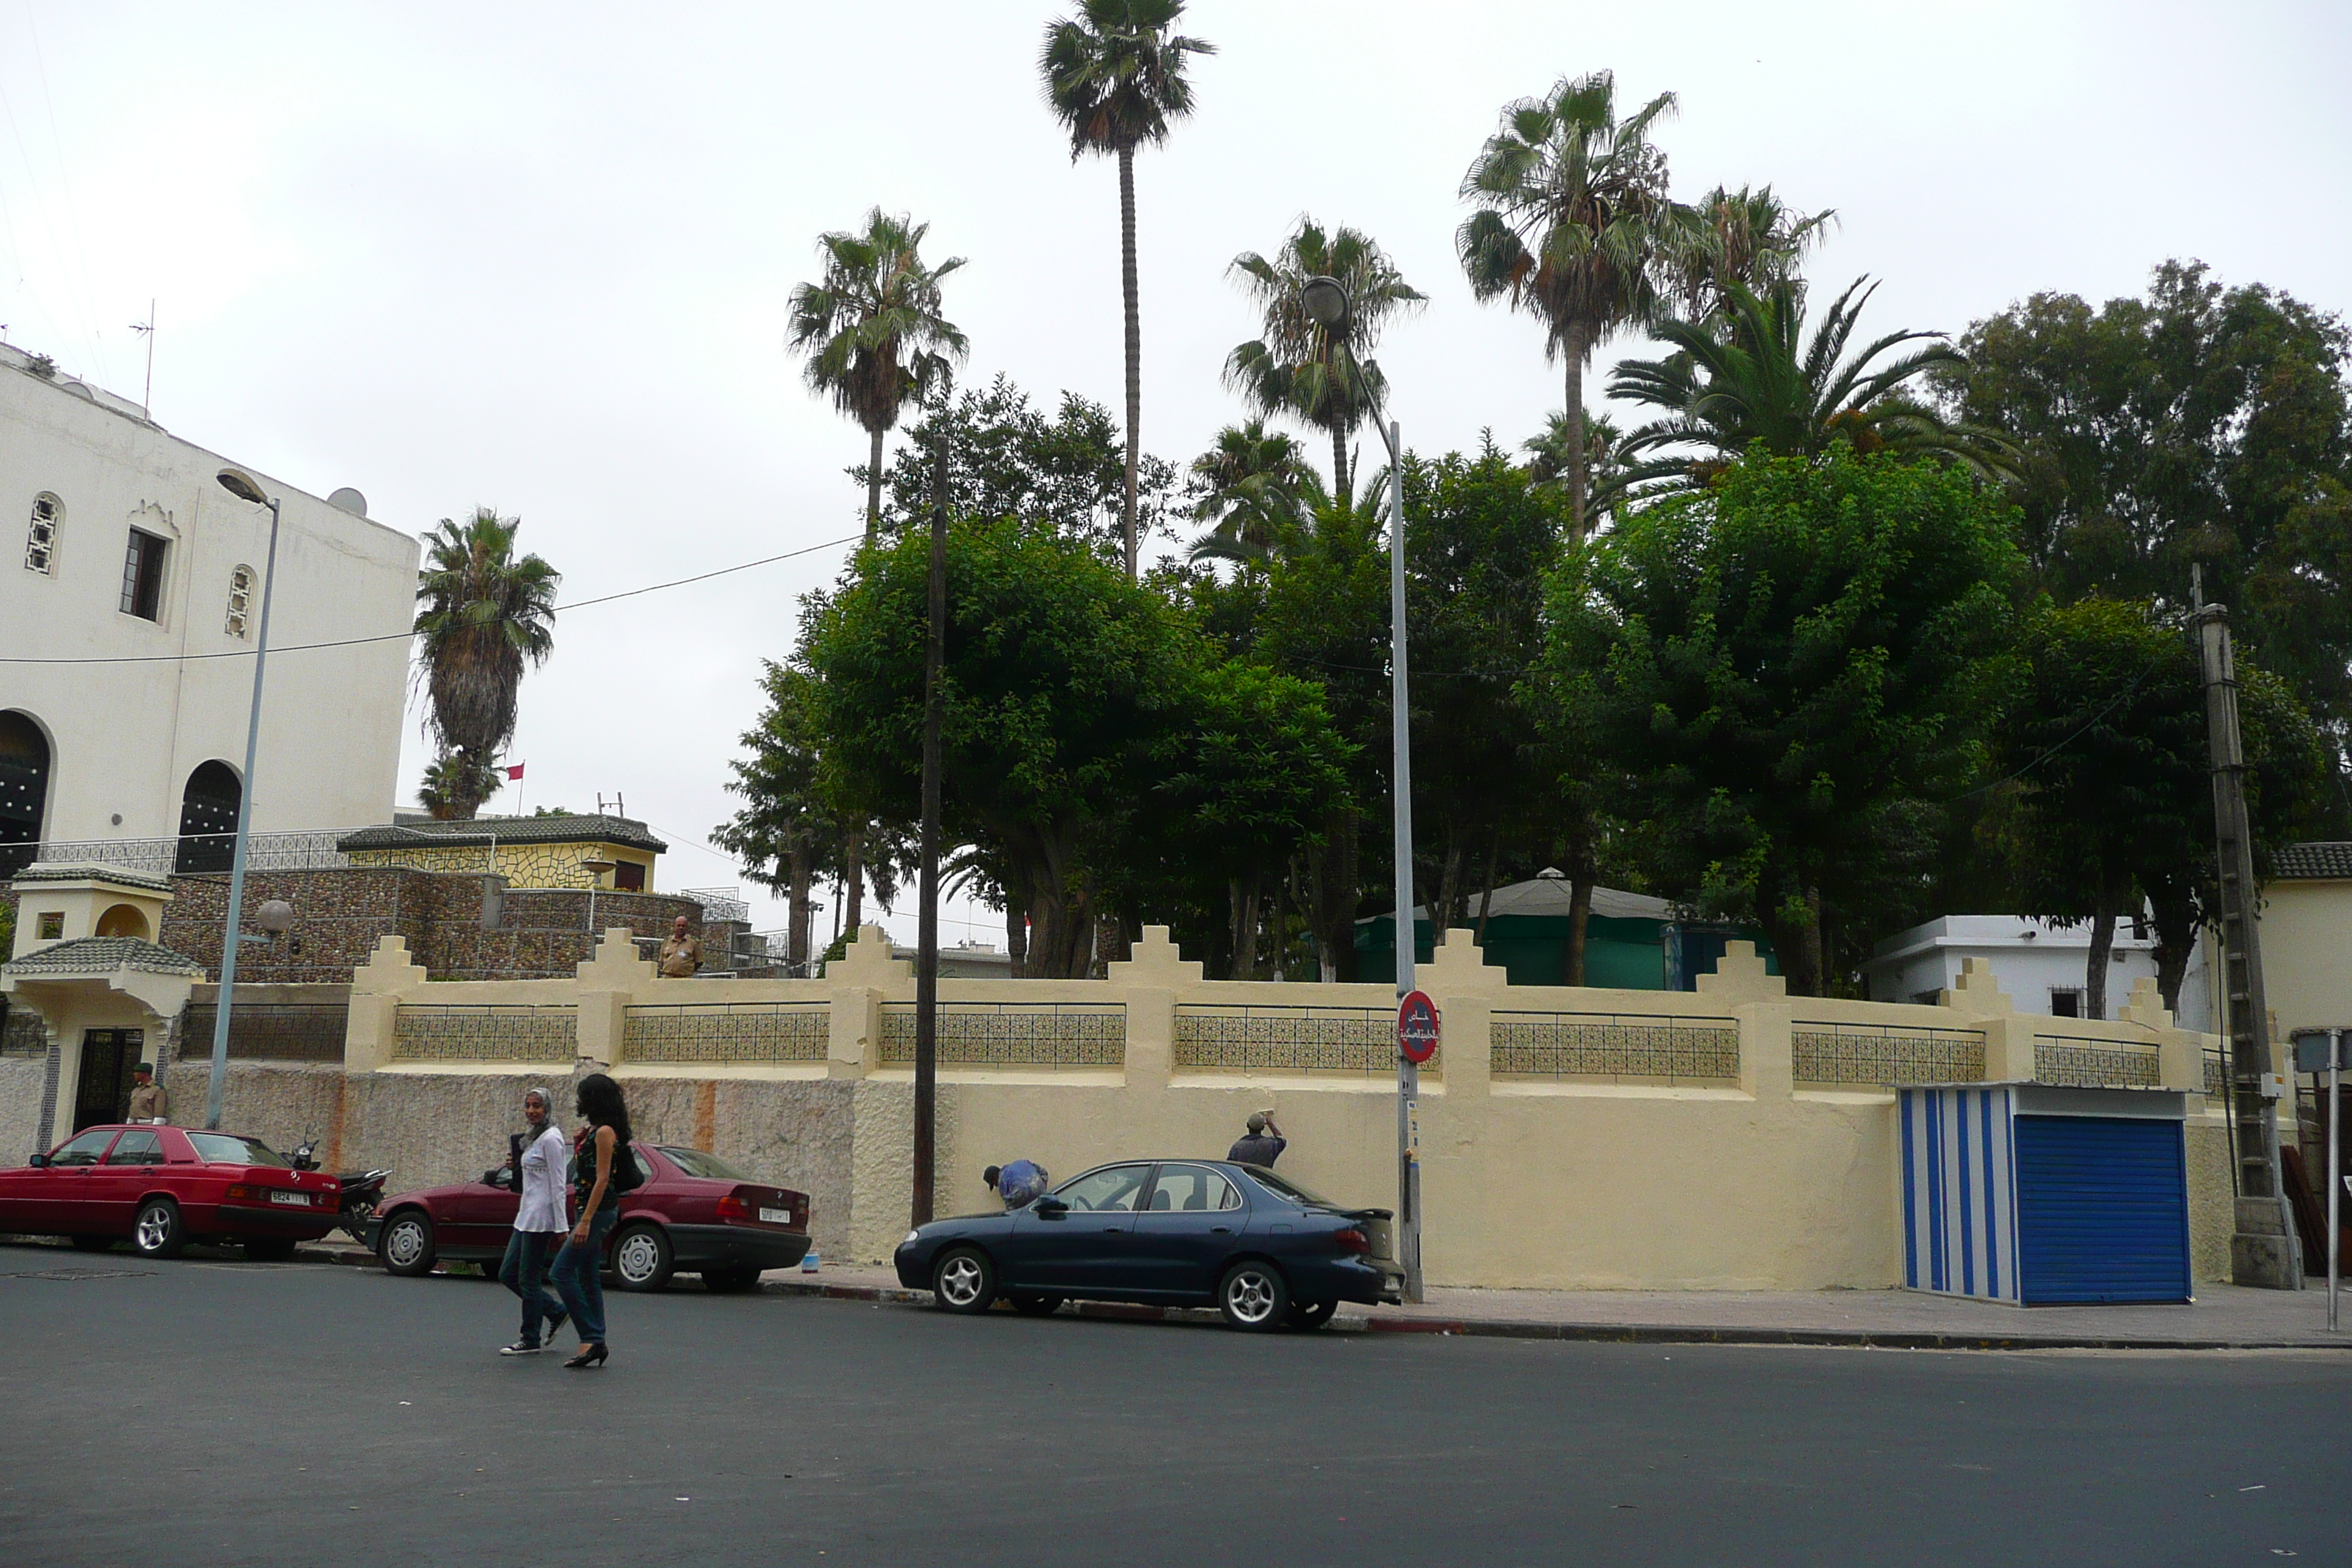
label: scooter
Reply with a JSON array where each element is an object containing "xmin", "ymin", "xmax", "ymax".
[{"xmin": 290, "ymin": 1132, "xmax": 391, "ymax": 1244}]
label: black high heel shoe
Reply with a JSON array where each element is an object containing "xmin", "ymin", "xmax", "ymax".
[{"xmin": 564, "ymin": 1343, "xmax": 609, "ymax": 1369}]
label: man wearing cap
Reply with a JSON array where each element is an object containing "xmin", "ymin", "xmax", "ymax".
[
  {"xmin": 1226, "ymin": 1110, "xmax": 1286, "ymax": 1167},
  {"xmin": 126, "ymin": 1064, "xmax": 167, "ymax": 1125}
]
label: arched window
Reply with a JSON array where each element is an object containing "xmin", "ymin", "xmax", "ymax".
[
  {"xmin": 25, "ymin": 493, "xmax": 61, "ymax": 574},
  {"xmin": 174, "ymin": 761, "xmax": 241, "ymax": 874},
  {"xmin": 94, "ymin": 904, "xmax": 151, "ymax": 941},
  {"xmin": 0, "ymin": 710, "xmax": 50, "ymax": 876},
  {"xmin": 225, "ymin": 565, "xmax": 255, "ymax": 638}
]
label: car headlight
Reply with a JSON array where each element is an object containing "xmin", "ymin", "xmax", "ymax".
[{"xmin": 903, "ymin": 1229, "xmax": 921, "ymax": 1245}]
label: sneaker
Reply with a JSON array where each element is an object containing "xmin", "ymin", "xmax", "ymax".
[
  {"xmin": 544, "ymin": 1307, "xmax": 569, "ymax": 1338},
  {"xmin": 499, "ymin": 1341, "xmax": 542, "ymax": 1356}
]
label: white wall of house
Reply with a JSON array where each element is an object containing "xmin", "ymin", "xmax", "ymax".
[
  {"xmin": 1862, "ymin": 914, "xmax": 2177, "ymax": 1024},
  {"xmin": 0, "ymin": 342, "xmax": 416, "ymax": 844}
]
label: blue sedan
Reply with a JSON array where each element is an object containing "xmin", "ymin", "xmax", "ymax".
[{"xmin": 894, "ymin": 1158, "xmax": 1405, "ymax": 1331}]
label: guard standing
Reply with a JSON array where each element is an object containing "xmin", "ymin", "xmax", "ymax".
[{"xmin": 125, "ymin": 1064, "xmax": 167, "ymax": 1124}]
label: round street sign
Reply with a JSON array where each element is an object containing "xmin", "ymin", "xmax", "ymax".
[{"xmin": 1397, "ymin": 990, "xmax": 1441, "ymax": 1064}]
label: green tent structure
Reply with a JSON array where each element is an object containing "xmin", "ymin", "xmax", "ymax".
[{"xmin": 1354, "ymin": 873, "xmax": 1778, "ymax": 990}]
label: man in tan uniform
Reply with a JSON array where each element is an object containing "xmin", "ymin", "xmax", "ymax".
[
  {"xmin": 126, "ymin": 1063, "xmax": 167, "ymax": 1123},
  {"xmin": 657, "ymin": 916, "xmax": 702, "ymax": 978}
]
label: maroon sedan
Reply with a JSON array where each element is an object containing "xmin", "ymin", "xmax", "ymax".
[
  {"xmin": 363, "ymin": 1142, "xmax": 812, "ymax": 1293},
  {"xmin": 0, "ymin": 1124, "xmax": 344, "ymax": 1259}
]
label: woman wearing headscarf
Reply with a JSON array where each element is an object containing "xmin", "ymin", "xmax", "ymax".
[
  {"xmin": 549, "ymin": 1072, "xmax": 633, "ymax": 1368},
  {"xmin": 497, "ymin": 1086, "xmax": 570, "ymax": 1355}
]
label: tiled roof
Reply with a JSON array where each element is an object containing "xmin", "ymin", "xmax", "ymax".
[
  {"xmin": 336, "ymin": 814, "xmax": 666, "ymax": 855},
  {"xmin": 2273, "ymin": 842, "xmax": 2352, "ymax": 881},
  {"xmin": 3, "ymin": 937, "xmax": 206, "ymax": 978},
  {"xmin": 8, "ymin": 862, "xmax": 173, "ymax": 893}
]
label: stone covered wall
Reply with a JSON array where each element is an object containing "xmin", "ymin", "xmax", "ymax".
[{"xmin": 347, "ymin": 839, "xmax": 658, "ymax": 892}]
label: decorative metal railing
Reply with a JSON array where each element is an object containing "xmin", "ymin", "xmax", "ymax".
[
  {"xmin": 0, "ymin": 998, "xmax": 48, "ymax": 1056},
  {"xmin": 180, "ymin": 1003, "xmax": 349, "ymax": 1063},
  {"xmin": 1172, "ymin": 1004, "xmax": 1415, "ymax": 1075},
  {"xmin": 23, "ymin": 829, "xmax": 361, "ymax": 876},
  {"xmin": 1792, "ymin": 1022, "xmax": 1986, "ymax": 1087},
  {"xmin": 2033, "ymin": 1033, "xmax": 2162, "ymax": 1088},
  {"xmin": 879, "ymin": 1001, "xmax": 1125, "ymax": 1068},
  {"xmin": 392, "ymin": 1003, "xmax": 577, "ymax": 1063},
  {"xmin": 681, "ymin": 886, "xmax": 752, "ymax": 925},
  {"xmin": 2204, "ymin": 1046, "xmax": 2228, "ymax": 1098},
  {"xmin": 624, "ymin": 1000, "xmax": 829, "ymax": 1063},
  {"xmin": 1491, "ymin": 1011, "xmax": 1738, "ymax": 1084}
]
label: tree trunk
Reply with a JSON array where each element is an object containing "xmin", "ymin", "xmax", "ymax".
[
  {"xmin": 865, "ymin": 426, "xmax": 885, "ymax": 539},
  {"xmin": 2085, "ymin": 892, "xmax": 2119, "ymax": 1021},
  {"xmin": 1117, "ymin": 144, "xmax": 1141, "ymax": 581},
  {"xmin": 1472, "ymin": 831, "xmax": 1499, "ymax": 947},
  {"xmin": 1764, "ymin": 881, "xmax": 1825, "ymax": 996},
  {"xmin": 1431, "ymin": 840, "xmax": 1464, "ymax": 948},
  {"xmin": 1563, "ymin": 320, "xmax": 1591, "ymax": 546},
  {"xmin": 1005, "ymin": 896, "xmax": 1028, "ymax": 978},
  {"xmin": 785, "ymin": 843, "xmax": 813, "ymax": 975},
  {"xmin": 1564, "ymin": 821, "xmax": 1599, "ymax": 985},
  {"xmin": 843, "ymin": 829, "xmax": 864, "ymax": 935},
  {"xmin": 2150, "ymin": 894, "xmax": 2195, "ymax": 1015},
  {"xmin": 1330, "ymin": 418, "xmax": 1350, "ymax": 505},
  {"xmin": 1310, "ymin": 806, "xmax": 1361, "ymax": 983},
  {"xmin": 1229, "ymin": 875, "xmax": 1262, "ymax": 981}
]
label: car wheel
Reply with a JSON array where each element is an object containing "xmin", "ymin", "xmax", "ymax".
[
  {"xmin": 377, "ymin": 1210, "xmax": 437, "ymax": 1277},
  {"xmin": 609, "ymin": 1224, "xmax": 674, "ymax": 1292},
  {"xmin": 1218, "ymin": 1260, "xmax": 1289, "ymax": 1332},
  {"xmin": 1284, "ymin": 1299, "xmax": 1338, "ymax": 1331},
  {"xmin": 130, "ymin": 1199, "xmax": 186, "ymax": 1260},
  {"xmin": 701, "ymin": 1264, "xmax": 763, "ymax": 1293},
  {"xmin": 932, "ymin": 1246, "xmax": 996, "ymax": 1314},
  {"xmin": 69, "ymin": 1235, "xmax": 115, "ymax": 1253},
  {"xmin": 244, "ymin": 1238, "xmax": 298, "ymax": 1263},
  {"xmin": 1008, "ymin": 1292, "xmax": 1065, "ymax": 1316}
]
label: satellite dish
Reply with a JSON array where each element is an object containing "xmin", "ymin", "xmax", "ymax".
[{"xmin": 328, "ymin": 487, "xmax": 369, "ymax": 517}]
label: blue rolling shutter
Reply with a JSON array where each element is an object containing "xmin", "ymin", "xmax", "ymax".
[{"xmin": 2014, "ymin": 1115, "xmax": 2190, "ymax": 1305}]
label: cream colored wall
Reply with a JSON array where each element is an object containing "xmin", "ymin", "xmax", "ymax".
[
  {"xmin": 7, "ymin": 877, "xmax": 172, "ymax": 958},
  {"xmin": 348, "ymin": 840, "xmax": 658, "ymax": 891},
  {"xmin": 2261, "ymin": 881, "xmax": 2352, "ymax": 1039}
]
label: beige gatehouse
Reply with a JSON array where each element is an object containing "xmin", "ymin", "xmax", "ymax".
[{"xmin": 110, "ymin": 919, "xmax": 2246, "ymax": 1293}]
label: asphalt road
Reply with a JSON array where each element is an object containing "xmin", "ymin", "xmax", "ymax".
[{"xmin": 3, "ymin": 1243, "xmax": 2348, "ymax": 1567}]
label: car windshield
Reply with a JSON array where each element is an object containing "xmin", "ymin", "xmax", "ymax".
[
  {"xmin": 185, "ymin": 1132, "xmax": 293, "ymax": 1169},
  {"xmin": 1241, "ymin": 1167, "xmax": 1335, "ymax": 1207},
  {"xmin": 656, "ymin": 1146, "xmax": 752, "ymax": 1182}
]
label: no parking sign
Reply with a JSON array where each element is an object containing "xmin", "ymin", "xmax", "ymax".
[{"xmin": 1397, "ymin": 990, "xmax": 1440, "ymax": 1064}]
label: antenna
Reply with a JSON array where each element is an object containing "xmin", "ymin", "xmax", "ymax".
[{"xmin": 129, "ymin": 300, "xmax": 154, "ymax": 415}]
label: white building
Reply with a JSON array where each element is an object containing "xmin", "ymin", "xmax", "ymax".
[
  {"xmin": 0, "ymin": 342, "xmax": 416, "ymax": 867},
  {"xmin": 1860, "ymin": 913, "xmax": 2207, "ymax": 1027}
]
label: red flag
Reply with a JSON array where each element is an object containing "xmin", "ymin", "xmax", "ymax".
[{"xmin": 504, "ymin": 764, "xmax": 525, "ymax": 781}]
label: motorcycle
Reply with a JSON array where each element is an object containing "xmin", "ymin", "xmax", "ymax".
[{"xmin": 290, "ymin": 1131, "xmax": 391, "ymax": 1244}]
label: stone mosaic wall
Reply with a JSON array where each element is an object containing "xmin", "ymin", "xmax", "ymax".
[{"xmin": 347, "ymin": 840, "xmax": 657, "ymax": 891}]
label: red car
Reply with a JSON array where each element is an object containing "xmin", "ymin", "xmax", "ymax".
[
  {"xmin": 0, "ymin": 1124, "xmax": 344, "ymax": 1259},
  {"xmin": 363, "ymin": 1142, "xmax": 812, "ymax": 1293}
]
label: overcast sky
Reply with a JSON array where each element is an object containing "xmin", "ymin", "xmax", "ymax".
[{"xmin": 3, "ymin": 1, "xmax": 2346, "ymax": 948}]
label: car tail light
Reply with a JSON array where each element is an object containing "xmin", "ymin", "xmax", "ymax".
[
  {"xmin": 715, "ymin": 1195, "xmax": 752, "ymax": 1222},
  {"xmin": 1332, "ymin": 1227, "xmax": 1370, "ymax": 1255}
]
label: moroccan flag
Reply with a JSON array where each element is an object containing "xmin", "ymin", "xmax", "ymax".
[{"xmin": 504, "ymin": 764, "xmax": 525, "ymax": 781}]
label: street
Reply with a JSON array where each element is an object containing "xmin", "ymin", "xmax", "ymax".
[{"xmin": 2, "ymin": 1244, "xmax": 2348, "ymax": 1567}]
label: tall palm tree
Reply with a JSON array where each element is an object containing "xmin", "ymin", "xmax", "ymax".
[
  {"xmin": 1664, "ymin": 184, "xmax": 1834, "ymax": 323},
  {"xmin": 1458, "ymin": 71, "xmax": 1678, "ymax": 543},
  {"xmin": 1608, "ymin": 276, "xmax": 2019, "ymax": 495},
  {"xmin": 1226, "ymin": 219, "xmax": 1425, "ymax": 498},
  {"xmin": 1184, "ymin": 419, "xmax": 1318, "ymax": 566},
  {"xmin": 412, "ymin": 508, "xmax": 559, "ymax": 820},
  {"xmin": 1040, "ymin": 0, "xmax": 1214, "ymax": 578},
  {"xmin": 787, "ymin": 210, "xmax": 968, "ymax": 538}
]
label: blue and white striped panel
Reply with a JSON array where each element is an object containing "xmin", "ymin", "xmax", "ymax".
[{"xmin": 1901, "ymin": 1085, "xmax": 2021, "ymax": 1303}]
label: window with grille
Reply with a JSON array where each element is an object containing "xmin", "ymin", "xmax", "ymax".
[
  {"xmin": 25, "ymin": 494, "xmax": 60, "ymax": 573},
  {"xmin": 120, "ymin": 528, "xmax": 167, "ymax": 621},
  {"xmin": 225, "ymin": 565, "xmax": 254, "ymax": 637}
]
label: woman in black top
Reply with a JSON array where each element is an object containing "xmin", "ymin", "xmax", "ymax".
[{"xmin": 549, "ymin": 1072, "xmax": 630, "ymax": 1368}]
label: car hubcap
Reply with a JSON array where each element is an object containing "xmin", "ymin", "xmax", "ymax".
[
  {"xmin": 1227, "ymin": 1272, "xmax": 1276, "ymax": 1323},
  {"xmin": 939, "ymin": 1256, "xmax": 982, "ymax": 1305},
  {"xmin": 385, "ymin": 1222, "xmax": 425, "ymax": 1267},
  {"xmin": 617, "ymin": 1233, "xmax": 661, "ymax": 1282},
  {"xmin": 136, "ymin": 1209, "xmax": 169, "ymax": 1250}
]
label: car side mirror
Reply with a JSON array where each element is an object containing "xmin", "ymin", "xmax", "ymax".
[
  {"xmin": 483, "ymin": 1168, "xmax": 513, "ymax": 1189},
  {"xmin": 1033, "ymin": 1196, "xmax": 1067, "ymax": 1218},
  {"xmin": 27, "ymin": 1153, "xmax": 48, "ymax": 1169}
]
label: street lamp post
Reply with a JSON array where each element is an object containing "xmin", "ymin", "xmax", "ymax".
[
  {"xmin": 1303, "ymin": 276, "xmax": 1423, "ymax": 1303},
  {"xmin": 204, "ymin": 468, "xmax": 283, "ymax": 1131}
]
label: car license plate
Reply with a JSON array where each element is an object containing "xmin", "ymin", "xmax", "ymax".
[
  {"xmin": 270, "ymin": 1191, "xmax": 310, "ymax": 1207},
  {"xmin": 759, "ymin": 1207, "xmax": 790, "ymax": 1226}
]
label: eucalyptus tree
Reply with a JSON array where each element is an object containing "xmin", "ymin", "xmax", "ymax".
[
  {"xmin": 1226, "ymin": 219, "xmax": 1425, "ymax": 497},
  {"xmin": 1608, "ymin": 277, "xmax": 2016, "ymax": 498},
  {"xmin": 412, "ymin": 508, "xmax": 559, "ymax": 819},
  {"xmin": 1458, "ymin": 71, "xmax": 1678, "ymax": 543},
  {"xmin": 1040, "ymin": 0, "xmax": 1214, "ymax": 578},
  {"xmin": 1185, "ymin": 419, "xmax": 1317, "ymax": 567},
  {"xmin": 786, "ymin": 209, "xmax": 968, "ymax": 538}
]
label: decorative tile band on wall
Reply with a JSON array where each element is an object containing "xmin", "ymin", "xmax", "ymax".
[
  {"xmin": 1491, "ymin": 1012, "xmax": 1739, "ymax": 1084},
  {"xmin": 1173, "ymin": 1005, "xmax": 1424, "ymax": 1075},
  {"xmin": 623, "ymin": 1002, "xmax": 829, "ymax": 1063},
  {"xmin": 393, "ymin": 1004, "xmax": 578, "ymax": 1063},
  {"xmin": 2033, "ymin": 1033, "xmax": 2162, "ymax": 1088},
  {"xmin": 879, "ymin": 1003, "xmax": 1125, "ymax": 1068},
  {"xmin": 1793, "ymin": 1024, "xmax": 1987, "ymax": 1087},
  {"xmin": 181, "ymin": 1003, "xmax": 349, "ymax": 1063}
]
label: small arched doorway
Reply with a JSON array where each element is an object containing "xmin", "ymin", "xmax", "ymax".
[
  {"xmin": 0, "ymin": 710, "xmax": 51, "ymax": 877},
  {"xmin": 175, "ymin": 761, "xmax": 241, "ymax": 874},
  {"xmin": 94, "ymin": 903, "xmax": 151, "ymax": 941}
]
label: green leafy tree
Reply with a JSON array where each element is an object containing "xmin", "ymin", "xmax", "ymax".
[
  {"xmin": 1226, "ymin": 219, "xmax": 1425, "ymax": 498},
  {"xmin": 412, "ymin": 508, "xmax": 558, "ymax": 819},
  {"xmin": 787, "ymin": 209, "xmax": 968, "ymax": 538},
  {"xmin": 1040, "ymin": 0, "xmax": 1214, "ymax": 579},
  {"xmin": 1458, "ymin": 71, "xmax": 1678, "ymax": 543},
  {"xmin": 712, "ymin": 663, "xmax": 851, "ymax": 972},
  {"xmin": 1541, "ymin": 448, "xmax": 2025, "ymax": 995}
]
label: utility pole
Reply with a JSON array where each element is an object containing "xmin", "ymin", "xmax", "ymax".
[
  {"xmin": 2195, "ymin": 580, "xmax": 2299, "ymax": 1288},
  {"xmin": 911, "ymin": 431, "xmax": 947, "ymax": 1226}
]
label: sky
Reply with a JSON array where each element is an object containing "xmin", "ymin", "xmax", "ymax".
[{"xmin": 2, "ymin": 0, "xmax": 2346, "ymax": 949}]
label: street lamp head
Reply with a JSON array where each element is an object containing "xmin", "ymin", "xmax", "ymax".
[
  {"xmin": 1301, "ymin": 275, "xmax": 1351, "ymax": 331},
  {"xmin": 215, "ymin": 468, "xmax": 268, "ymax": 505}
]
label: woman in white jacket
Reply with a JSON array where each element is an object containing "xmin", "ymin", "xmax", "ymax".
[{"xmin": 497, "ymin": 1087, "xmax": 572, "ymax": 1355}]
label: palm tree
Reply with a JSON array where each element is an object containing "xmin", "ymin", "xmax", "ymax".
[
  {"xmin": 1608, "ymin": 276, "xmax": 2019, "ymax": 495},
  {"xmin": 1184, "ymin": 420, "xmax": 1316, "ymax": 566},
  {"xmin": 1458, "ymin": 71, "xmax": 1678, "ymax": 544},
  {"xmin": 412, "ymin": 508, "xmax": 559, "ymax": 820},
  {"xmin": 787, "ymin": 210, "xmax": 968, "ymax": 538},
  {"xmin": 1040, "ymin": 0, "xmax": 1215, "ymax": 578},
  {"xmin": 1226, "ymin": 219, "xmax": 1425, "ymax": 498},
  {"xmin": 1664, "ymin": 184, "xmax": 1834, "ymax": 323},
  {"xmin": 418, "ymin": 753, "xmax": 500, "ymax": 821}
]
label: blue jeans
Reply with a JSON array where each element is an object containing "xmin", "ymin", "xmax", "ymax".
[
  {"xmin": 550, "ymin": 1207, "xmax": 616, "ymax": 1346},
  {"xmin": 500, "ymin": 1229, "xmax": 566, "ymax": 1346}
]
